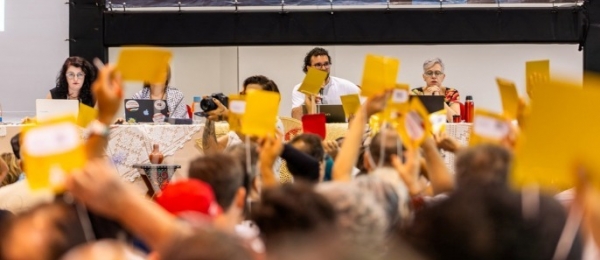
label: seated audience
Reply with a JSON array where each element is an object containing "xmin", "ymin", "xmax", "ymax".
[{"xmin": 1, "ymin": 153, "xmax": 21, "ymax": 186}]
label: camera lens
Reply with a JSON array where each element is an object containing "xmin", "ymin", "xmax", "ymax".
[{"xmin": 200, "ymin": 98, "xmax": 217, "ymax": 112}]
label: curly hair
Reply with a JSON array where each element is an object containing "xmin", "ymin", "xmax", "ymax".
[
  {"xmin": 242, "ymin": 75, "xmax": 280, "ymax": 94},
  {"xmin": 0, "ymin": 153, "xmax": 21, "ymax": 187},
  {"xmin": 302, "ymin": 47, "xmax": 331, "ymax": 73},
  {"xmin": 55, "ymin": 57, "xmax": 96, "ymax": 107}
]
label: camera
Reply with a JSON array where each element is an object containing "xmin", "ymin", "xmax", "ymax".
[{"xmin": 200, "ymin": 93, "xmax": 229, "ymax": 112}]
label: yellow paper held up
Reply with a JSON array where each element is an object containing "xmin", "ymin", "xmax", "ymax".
[
  {"xmin": 468, "ymin": 109, "xmax": 511, "ymax": 147},
  {"xmin": 77, "ymin": 103, "xmax": 98, "ymax": 128},
  {"xmin": 228, "ymin": 94, "xmax": 246, "ymax": 133},
  {"xmin": 298, "ymin": 68, "xmax": 328, "ymax": 95},
  {"xmin": 340, "ymin": 94, "xmax": 361, "ymax": 118},
  {"xmin": 525, "ymin": 60, "xmax": 549, "ymax": 100},
  {"xmin": 116, "ymin": 47, "xmax": 173, "ymax": 84},
  {"xmin": 496, "ymin": 78, "xmax": 520, "ymax": 120},
  {"xmin": 511, "ymin": 79, "xmax": 600, "ymax": 192},
  {"xmin": 361, "ymin": 54, "xmax": 400, "ymax": 97},
  {"xmin": 21, "ymin": 116, "xmax": 86, "ymax": 193},
  {"xmin": 241, "ymin": 90, "xmax": 280, "ymax": 138},
  {"xmin": 398, "ymin": 98, "xmax": 431, "ymax": 149}
]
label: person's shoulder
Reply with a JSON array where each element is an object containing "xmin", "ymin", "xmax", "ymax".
[
  {"xmin": 292, "ymin": 82, "xmax": 302, "ymax": 91},
  {"xmin": 411, "ymin": 87, "xmax": 424, "ymax": 95},
  {"xmin": 132, "ymin": 88, "xmax": 147, "ymax": 99}
]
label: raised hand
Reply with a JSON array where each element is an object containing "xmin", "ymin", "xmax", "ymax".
[
  {"xmin": 92, "ymin": 59, "xmax": 124, "ymax": 125},
  {"xmin": 205, "ymin": 97, "xmax": 229, "ymax": 121}
]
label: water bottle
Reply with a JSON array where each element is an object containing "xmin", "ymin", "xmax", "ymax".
[
  {"xmin": 0, "ymin": 103, "xmax": 3, "ymax": 123},
  {"xmin": 465, "ymin": 95, "xmax": 474, "ymax": 123}
]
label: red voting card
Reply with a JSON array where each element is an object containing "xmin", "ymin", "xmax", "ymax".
[{"xmin": 302, "ymin": 113, "xmax": 327, "ymax": 140}]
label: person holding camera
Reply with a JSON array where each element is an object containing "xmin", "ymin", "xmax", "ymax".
[
  {"xmin": 131, "ymin": 66, "xmax": 189, "ymax": 119},
  {"xmin": 201, "ymin": 75, "xmax": 284, "ymax": 155}
]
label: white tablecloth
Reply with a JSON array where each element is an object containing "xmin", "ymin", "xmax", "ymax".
[
  {"xmin": 106, "ymin": 124, "xmax": 203, "ymax": 181},
  {"xmin": 442, "ymin": 123, "xmax": 472, "ymax": 173}
]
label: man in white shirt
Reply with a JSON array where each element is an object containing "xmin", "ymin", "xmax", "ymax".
[{"xmin": 291, "ymin": 47, "xmax": 360, "ymax": 120}]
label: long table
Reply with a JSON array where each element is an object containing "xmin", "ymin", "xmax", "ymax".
[{"xmin": 0, "ymin": 122, "xmax": 351, "ymax": 190}]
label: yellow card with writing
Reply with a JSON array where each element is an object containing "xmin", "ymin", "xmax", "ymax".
[
  {"xmin": 340, "ymin": 94, "xmax": 361, "ymax": 118},
  {"xmin": 525, "ymin": 60, "xmax": 549, "ymax": 100},
  {"xmin": 468, "ymin": 109, "xmax": 511, "ymax": 146},
  {"xmin": 241, "ymin": 90, "xmax": 280, "ymax": 137},
  {"xmin": 389, "ymin": 84, "xmax": 410, "ymax": 112},
  {"xmin": 496, "ymin": 78, "xmax": 519, "ymax": 120},
  {"xmin": 228, "ymin": 94, "xmax": 246, "ymax": 133},
  {"xmin": 361, "ymin": 54, "xmax": 400, "ymax": 97},
  {"xmin": 77, "ymin": 103, "xmax": 98, "ymax": 128},
  {"xmin": 511, "ymin": 79, "xmax": 600, "ymax": 191},
  {"xmin": 21, "ymin": 116, "xmax": 86, "ymax": 193},
  {"xmin": 429, "ymin": 109, "xmax": 447, "ymax": 135},
  {"xmin": 298, "ymin": 67, "xmax": 328, "ymax": 95},
  {"xmin": 398, "ymin": 98, "xmax": 431, "ymax": 149},
  {"xmin": 116, "ymin": 47, "xmax": 173, "ymax": 84}
]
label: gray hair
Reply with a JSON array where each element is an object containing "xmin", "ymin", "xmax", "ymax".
[{"xmin": 423, "ymin": 58, "xmax": 445, "ymax": 72}]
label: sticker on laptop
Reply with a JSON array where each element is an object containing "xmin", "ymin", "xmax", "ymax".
[
  {"xmin": 125, "ymin": 100, "xmax": 140, "ymax": 112},
  {"xmin": 154, "ymin": 100, "xmax": 167, "ymax": 110},
  {"xmin": 153, "ymin": 113, "xmax": 166, "ymax": 123}
]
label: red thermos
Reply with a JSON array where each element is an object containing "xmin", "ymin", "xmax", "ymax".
[{"xmin": 465, "ymin": 95, "xmax": 474, "ymax": 123}]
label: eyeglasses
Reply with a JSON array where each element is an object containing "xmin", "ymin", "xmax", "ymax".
[
  {"xmin": 424, "ymin": 70, "xmax": 444, "ymax": 77},
  {"xmin": 66, "ymin": 73, "xmax": 85, "ymax": 79},
  {"xmin": 312, "ymin": 62, "xmax": 331, "ymax": 69}
]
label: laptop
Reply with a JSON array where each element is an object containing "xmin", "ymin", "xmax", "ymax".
[
  {"xmin": 124, "ymin": 99, "xmax": 169, "ymax": 123},
  {"xmin": 410, "ymin": 95, "xmax": 445, "ymax": 114},
  {"xmin": 36, "ymin": 99, "xmax": 80, "ymax": 122},
  {"xmin": 302, "ymin": 104, "xmax": 346, "ymax": 123}
]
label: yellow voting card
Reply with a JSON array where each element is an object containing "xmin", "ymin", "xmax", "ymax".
[
  {"xmin": 298, "ymin": 67, "xmax": 328, "ymax": 95},
  {"xmin": 468, "ymin": 109, "xmax": 511, "ymax": 147},
  {"xmin": 398, "ymin": 98, "xmax": 431, "ymax": 149},
  {"xmin": 77, "ymin": 103, "xmax": 98, "ymax": 128},
  {"xmin": 496, "ymin": 78, "xmax": 520, "ymax": 120},
  {"xmin": 21, "ymin": 116, "xmax": 86, "ymax": 192},
  {"xmin": 228, "ymin": 94, "xmax": 246, "ymax": 133},
  {"xmin": 116, "ymin": 47, "xmax": 172, "ymax": 84},
  {"xmin": 429, "ymin": 109, "xmax": 447, "ymax": 135},
  {"xmin": 241, "ymin": 90, "xmax": 280, "ymax": 137},
  {"xmin": 525, "ymin": 60, "xmax": 549, "ymax": 100},
  {"xmin": 511, "ymin": 79, "xmax": 600, "ymax": 191},
  {"xmin": 360, "ymin": 54, "xmax": 400, "ymax": 97},
  {"xmin": 340, "ymin": 94, "xmax": 361, "ymax": 118}
]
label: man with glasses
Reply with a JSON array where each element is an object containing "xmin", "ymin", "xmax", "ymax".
[
  {"xmin": 291, "ymin": 47, "xmax": 360, "ymax": 120},
  {"xmin": 411, "ymin": 58, "xmax": 461, "ymax": 122}
]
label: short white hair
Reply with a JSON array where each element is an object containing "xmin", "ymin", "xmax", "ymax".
[{"xmin": 423, "ymin": 58, "xmax": 445, "ymax": 72}]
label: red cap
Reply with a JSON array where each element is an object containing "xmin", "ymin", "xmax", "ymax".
[{"xmin": 155, "ymin": 179, "xmax": 222, "ymax": 217}]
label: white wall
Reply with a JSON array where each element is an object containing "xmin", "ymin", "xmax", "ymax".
[
  {"xmin": 0, "ymin": 0, "xmax": 69, "ymax": 122},
  {"xmin": 238, "ymin": 44, "xmax": 583, "ymax": 115}
]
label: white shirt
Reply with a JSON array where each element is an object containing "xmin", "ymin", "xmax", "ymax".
[{"xmin": 291, "ymin": 76, "xmax": 360, "ymax": 108}]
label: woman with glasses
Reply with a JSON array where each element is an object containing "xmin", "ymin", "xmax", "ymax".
[
  {"xmin": 46, "ymin": 56, "xmax": 96, "ymax": 107},
  {"xmin": 411, "ymin": 58, "xmax": 461, "ymax": 122}
]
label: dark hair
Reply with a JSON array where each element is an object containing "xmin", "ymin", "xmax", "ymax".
[
  {"xmin": 290, "ymin": 134, "xmax": 325, "ymax": 162},
  {"xmin": 250, "ymin": 183, "xmax": 337, "ymax": 248},
  {"xmin": 454, "ymin": 144, "xmax": 512, "ymax": 189},
  {"xmin": 55, "ymin": 57, "xmax": 96, "ymax": 106},
  {"xmin": 224, "ymin": 143, "xmax": 259, "ymax": 216},
  {"xmin": 242, "ymin": 75, "xmax": 280, "ymax": 94},
  {"xmin": 10, "ymin": 133, "xmax": 20, "ymax": 160},
  {"xmin": 163, "ymin": 228, "xmax": 253, "ymax": 260},
  {"xmin": 0, "ymin": 201, "xmax": 87, "ymax": 260},
  {"xmin": 368, "ymin": 129, "xmax": 404, "ymax": 168},
  {"xmin": 142, "ymin": 65, "xmax": 171, "ymax": 89},
  {"xmin": 188, "ymin": 154, "xmax": 244, "ymax": 210},
  {"xmin": 406, "ymin": 184, "xmax": 582, "ymax": 260},
  {"xmin": 303, "ymin": 47, "xmax": 332, "ymax": 73}
]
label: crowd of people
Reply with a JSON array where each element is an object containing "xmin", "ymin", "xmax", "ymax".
[{"xmin": 0, "ymin": 47, "xmax": 598, "ymax": 260}]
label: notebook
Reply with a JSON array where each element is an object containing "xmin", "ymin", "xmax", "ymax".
[
  {"xmin": 124, "ymin": 99, "xmax": 169, "ymax": 123},
  {"xmin": 36, "ymin": 99, "xmax": 80, "ymax": 122},
  {"xmin": 410, "ymin": 95, "xmax": 445, "ymax": 114},
  {"xmin": 302, "ymin": 104, "xmax": 347, "ymax": 123}
]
